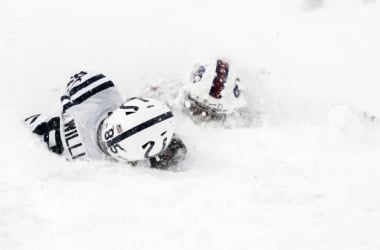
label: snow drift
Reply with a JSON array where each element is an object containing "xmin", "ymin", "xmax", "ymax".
[{"xmin": 1, "ymin": 0, "xmax": 380, "ymax": 249}]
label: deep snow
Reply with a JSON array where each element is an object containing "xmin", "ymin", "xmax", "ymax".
[{"xmin": 1, "ymin": 0, "xmax": 380, "ymax": 249}]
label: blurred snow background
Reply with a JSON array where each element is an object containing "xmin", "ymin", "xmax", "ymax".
[{"xmin": 1, "ymin": 0, "xmax": 380, "ymax": 249}]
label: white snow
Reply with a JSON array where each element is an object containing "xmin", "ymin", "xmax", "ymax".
[{"xmin": 1, "ymin": 0, "xmax": 380, "ymax": 249}]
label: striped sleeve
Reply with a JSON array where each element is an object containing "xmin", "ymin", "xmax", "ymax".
[{"xmin": 61, "ymin": 71, "xmax": 116, "ymax": 112}]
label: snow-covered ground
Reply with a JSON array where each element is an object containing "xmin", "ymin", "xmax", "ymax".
[{"xmin": 1, "ymin": 0, "xmax": 380, "ymax": 249}]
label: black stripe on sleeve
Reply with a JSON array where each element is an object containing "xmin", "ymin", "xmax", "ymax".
[
  {"xmin": 71, "ymin": 81, "xmax": 114, "ymax": 105},
  {"xmin": 63, "ymin": 81, "xmax": 115, "ymax": 113},
  {"xmin": 72, "ymin": 152, "xmax": 86, "ymax": 160},
  {"xmin": 61, "ymin": 96, "xmax": 72, "ymax": 113},
  {"xmin": 62, "ymin": 102, "xmax": 73, "ymax": 113},
  {"xmin": 61, "ymin": 95, "xmax": 70, "ymax": 102},
  {"xmin": 68, "ymin": 74, "xmax": 106, "ymax": 97},
  {"xmin": 106, "ymin": 111, "xmax": 174, "ymax": 148}
]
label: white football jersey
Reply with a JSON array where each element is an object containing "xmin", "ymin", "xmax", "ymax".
[{"xmin": 25, "ymin": 71, "xmax": 124, "ymax": 161}]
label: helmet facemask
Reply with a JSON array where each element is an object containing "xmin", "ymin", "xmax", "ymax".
[{"xmin": 184, "ymin": 95, "xmax": 227, "ymax": 122}]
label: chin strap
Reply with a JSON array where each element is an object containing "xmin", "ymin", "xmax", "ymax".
[{"xmin": 96, "ymin": 120, "xmax": 111, "ymax": 156}]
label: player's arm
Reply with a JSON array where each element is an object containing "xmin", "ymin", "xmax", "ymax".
[
  {"xmin": 61, "ymin": 71, "xmax": 116, "ymax": 112},
  {"xmin": 149, "ymin": 134, "xmax": 187, "ymax": 169}
]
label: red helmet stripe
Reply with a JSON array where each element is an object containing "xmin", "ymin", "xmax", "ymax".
[{"xmin": 209, "ymin": 60, "xmax": 229, "ymax": 99}]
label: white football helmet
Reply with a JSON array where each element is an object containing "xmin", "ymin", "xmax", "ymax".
[
  {"xmin": 98, "ymin": 97, "xmax": 175, "ymax": 162},
  {"xmin": 184, "ymin": 58, "xmax": 247, "ymax": 120}
]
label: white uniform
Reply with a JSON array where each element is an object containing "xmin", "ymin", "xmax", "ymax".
[{"xmin": 25, "ymin": 71, "xmax": 123, "ymax": 161}]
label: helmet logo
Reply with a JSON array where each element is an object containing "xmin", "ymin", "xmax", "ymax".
[
  {"xmin": 192, "ymin": 65, "xmax": 206, "ymax": 83},
  {"xmin": 116, "ymin": 124, "xmax": 123, "ymax": 134},
  {"xmin": 233, "ymin": 78, "xmax": 241, "ymax": 98},
  {"xmin": 209, "ymin": 60, "xmax": 229, "ymax": 99}
]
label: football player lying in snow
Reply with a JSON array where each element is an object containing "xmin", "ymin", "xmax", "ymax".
[
  {"xmin": 147, "ymin": 58, "xmax": 252, "ymax": 126},
  {"xmin": 24, "ymin": 71, "xmax": 187, "ymax": 169}
]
